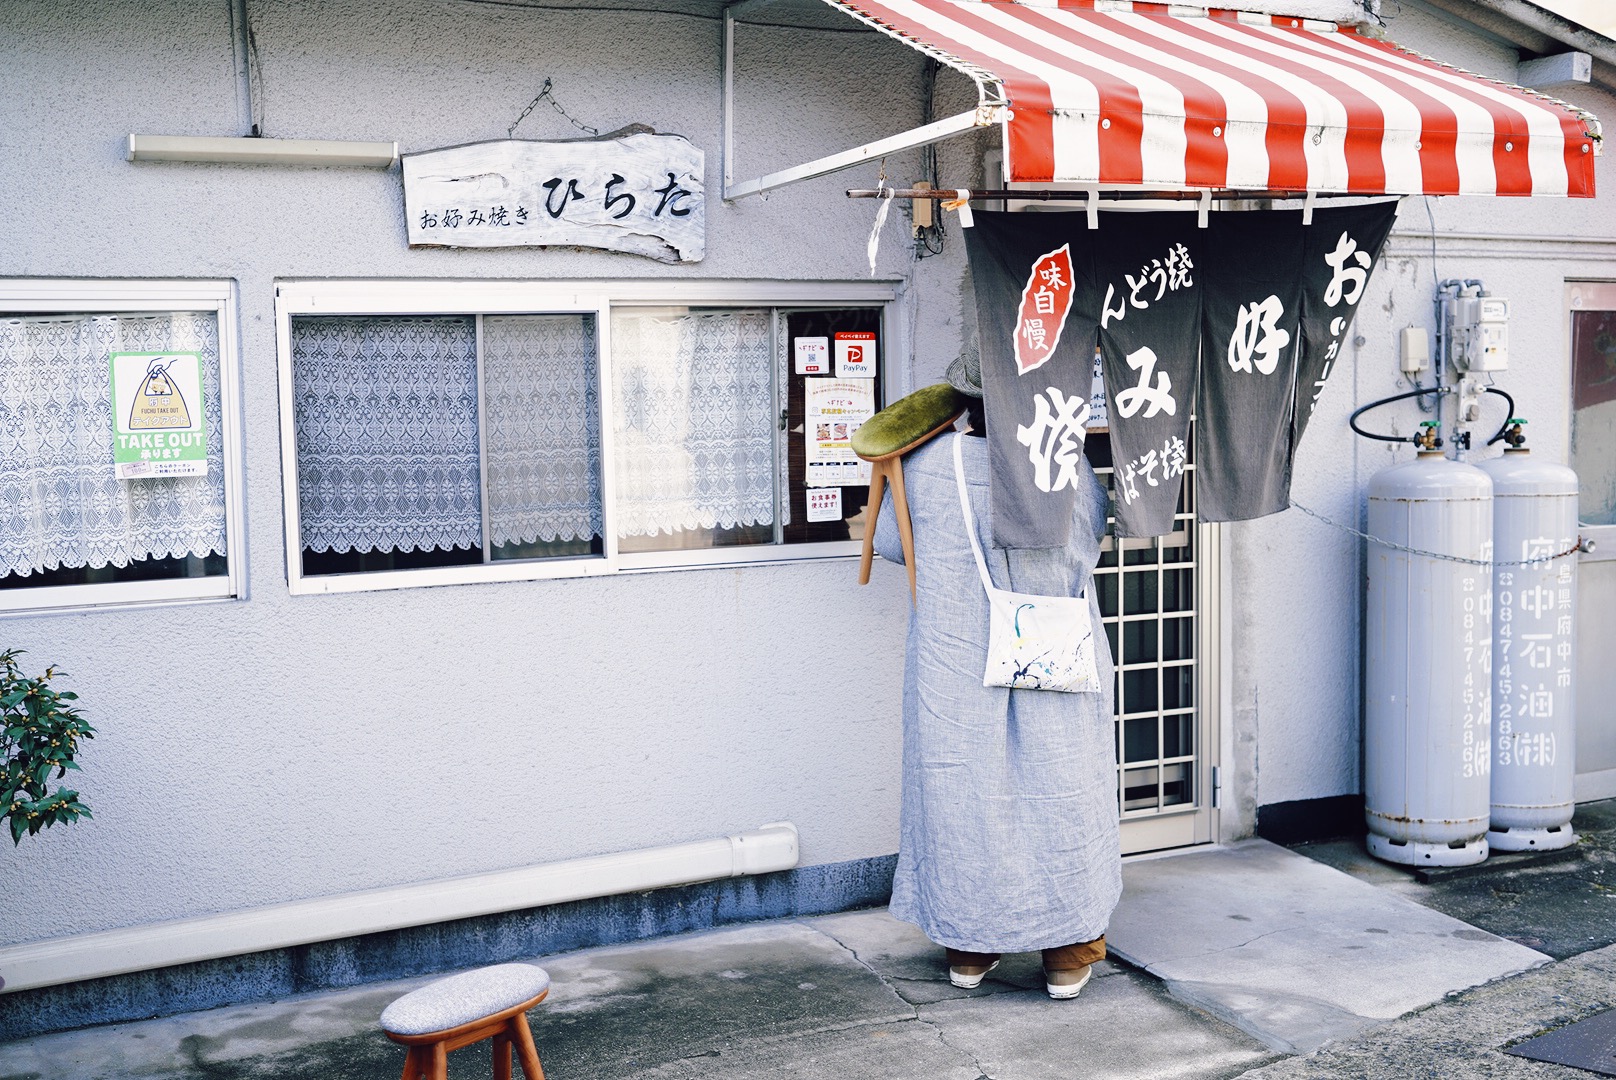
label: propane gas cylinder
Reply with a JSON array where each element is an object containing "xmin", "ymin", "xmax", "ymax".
[{"xmin": 1365, "ymin": 451, "xmax": 1493, "ymax": 867}]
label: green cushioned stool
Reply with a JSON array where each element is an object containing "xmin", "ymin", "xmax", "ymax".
[{"xmin": 852, "ymin": 384, "xmax": 967, "ymax": 602}]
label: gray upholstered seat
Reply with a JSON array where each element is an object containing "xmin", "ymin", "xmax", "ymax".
[{"xmin": 379, "ymin": 963, "xmax": 551, "ymax": 1037}]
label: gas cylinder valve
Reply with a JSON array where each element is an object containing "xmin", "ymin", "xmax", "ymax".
[
  {"xmin": 1501, "ymin": 418, "xmax": 1528, "ymax": 449},
  {"xmin": 1414, "ymin": 420, "xmax": 1442, "ymax": 451}
]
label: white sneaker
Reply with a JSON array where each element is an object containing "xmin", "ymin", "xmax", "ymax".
[
  {"xmin": 948, "ymin": 960, "xmax": 1000, "ymax": 989},
  {"xmin": 1045, "ymin": 964, "xmax": 1092, "ymax": 1000}
]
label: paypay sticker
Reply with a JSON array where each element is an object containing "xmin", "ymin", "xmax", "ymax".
[{"xmin": 834, "ymin": 331, "xmax": 876, "ymax": 378}]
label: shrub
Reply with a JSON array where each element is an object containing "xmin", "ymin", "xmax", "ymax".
[{"xmin": 1, "ymin": 649, "xmax": 94, "ymax": 845}]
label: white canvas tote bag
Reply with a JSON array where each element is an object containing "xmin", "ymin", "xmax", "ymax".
[{"xmin": 953, "ymin": 434, "xmax": 1101, "ymax": 694}]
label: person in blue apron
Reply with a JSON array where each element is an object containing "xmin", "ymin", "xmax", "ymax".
[{"xmin": 870, "ymin": 348, "xmax": 1120, "ymax": 1000}]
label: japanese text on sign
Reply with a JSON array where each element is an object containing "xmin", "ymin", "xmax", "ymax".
[
  {"xmin": 403, "ymin": 132, "xmax": 705, "ymax": 263},
  {"xmin": 1116, "ymin": 435, "xmax": 1188, "ymax": 508}
]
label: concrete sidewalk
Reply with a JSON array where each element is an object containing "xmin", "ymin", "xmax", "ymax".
[{"xmin": 4, "ymin": 806, "xmax": 1615, "ymax": 1079}]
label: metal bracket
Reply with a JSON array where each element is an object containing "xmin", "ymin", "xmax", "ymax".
[{"xmin": 723, "ymin": 0, "xmax": 1007, "ymax": 201}]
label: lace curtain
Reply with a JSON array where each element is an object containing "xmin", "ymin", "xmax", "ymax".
[
  {"xmin": 483, "ymin": 316, "xmax": 603, "ymax": 546},
  {"xmin": 0, "ymin": 312, "xmax": 227, "ymax": 578},
  {"xmin": 611, "ymin": 309, "xmax": 775, "ymax": 538},
  {"xmin": 291, "ymin": 317, "xmax": 483, "ymax": 554}
]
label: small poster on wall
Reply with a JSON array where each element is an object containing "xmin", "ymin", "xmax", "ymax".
[
  {"xmin": 805, "ymin": 378, "xmax": 875, "ymax": 487},
  {"xmin": 1088, "ymin": 348, "xmax": 1109, "ymax": 429},
  {"xmin": 834, "ymin": 331, "xmax": 877, "ymax": 378},
  {"xmin": 109, "ymin": 352, "xmax": 208, "ymax": 479},
  {"xmin": 794, "ymin": 336, "xmax": 829, "ymax": 375},
  {"xmin": 806, "ymin": 488, "xmax": 843, "ymax": 522}
]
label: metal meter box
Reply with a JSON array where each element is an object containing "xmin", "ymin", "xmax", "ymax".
[{"xmin": 1448, "ymin": 295, "xmax": 1510, "ymax": 372}]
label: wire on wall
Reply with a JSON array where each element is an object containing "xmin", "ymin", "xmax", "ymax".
[{"xmin": 914, "ymin": 58, "xmax": 947, "ymax": 258}]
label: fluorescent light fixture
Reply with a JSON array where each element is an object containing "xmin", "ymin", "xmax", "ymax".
[{"xmin": 127, "ymin": 134, "xmax": 399, "ymax": 168}]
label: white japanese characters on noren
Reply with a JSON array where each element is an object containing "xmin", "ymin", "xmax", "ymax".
[
  {"xmin": 1227, "ymin": 295, "xmax": 1291, "ymax": 375},
  {"xmin": 1016, "ymin": 387, "xmax": 1090, "ymax": 494},
  {"xmin": 1114, "ymin": 346, "xmax": 1176, "ymax": 420}
]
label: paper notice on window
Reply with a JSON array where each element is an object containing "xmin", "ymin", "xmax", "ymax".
[
  {"xmin": 794, "ymin": 336, "xmax": 829, "ymax": 375},
  {"xmin": 109, "ymin": 352, "xmax": 208, "ymax": 479},
  {"xmin": 806, "ymin": 488, "xmax": 843, "ymax": 522},
  {"xmin": 805, "ymin": 378, "xmax": 874, "ymax": 487},
  {"xmin": 1088, "ymin": 347, "xmax": 1108, "ymax": 429}
]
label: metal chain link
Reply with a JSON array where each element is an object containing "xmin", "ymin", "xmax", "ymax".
[
  {"xmin": 508, "ymin": 78, "xmax": 600, "ymax": 138},
  {"xmin": 1290, "ymin": 501, "xmax": 1586, "ymax": 567}
]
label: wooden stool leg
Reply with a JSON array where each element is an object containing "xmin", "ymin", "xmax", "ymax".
[
  {"xmin": 858, "ymin": 460, "xmax": 887, "ymax": 586},
  {"xmin": 429, "ymin": 1040, "xmax": 449, "ymax": 1080},
  {"xmin": 400, "ymin": 1047, "xmax": 433, "ymax": 1080},
  {"xmin": 510, "ymin": 1013, "xmax": 547, "ymax": 1080},
  {"xmin": 887, "ymin": 459, "xmax": 918, "ymax": 604},
  {"xmin": 493, "ymin": 1032, "xmax": 514, "ymax": 1080}
]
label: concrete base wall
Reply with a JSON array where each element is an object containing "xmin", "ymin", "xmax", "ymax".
[{"xmin": 0, "ymin": 854, "xmax": 898, "ymax": 1042}]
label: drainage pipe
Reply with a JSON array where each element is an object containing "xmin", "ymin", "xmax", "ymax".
[{"xmin": 0, "ymin": 822, "xmax": 799, "ymax": 994}]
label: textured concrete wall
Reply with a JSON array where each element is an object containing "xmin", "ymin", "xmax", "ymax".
[
  {"xmin": 1220, "ymin": 3, "xmax": 1616, "ymax": 830},
  {"xmin": 0, "ymin": 0, "xmax": 945, "ymax": 947}
]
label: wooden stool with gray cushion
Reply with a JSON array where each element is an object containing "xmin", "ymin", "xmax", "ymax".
[{"xmin": 380, "ymin": 962, "xmax": 550, "ymax": 1080}]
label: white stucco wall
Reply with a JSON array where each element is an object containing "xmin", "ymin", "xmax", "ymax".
[
  {"xmin": 0, "ymin": 0, "xmax": 954, "ymax": 947},
  {"xmin": 1220, "ymin": 3, "xmax": 1616, "ymax": 826}
]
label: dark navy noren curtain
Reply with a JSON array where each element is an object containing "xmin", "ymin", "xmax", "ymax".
[
  {"xmin": 965, "ymin": 211, "xmax": 1101, "ymax": 550},
  {"xmin": 1093, "ymin": 214, "xmax": 1204, "ymax": 539},
  {"xmin": 965, "ymin": 201, "xmax": 1398, "ymax": 542}
]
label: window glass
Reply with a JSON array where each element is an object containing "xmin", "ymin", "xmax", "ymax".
[
  {"xmin": 0, "ymin": 310, "xmax": 228, "ymax": 594},
  {"xmin": 612, "ymin": 308, "xmax": 777, "ymax": 553},
  {"xmin": 782, "ymin": 309, "xmax": 883, "ymax": 545},
  {"xmin": 278, "ymin": 286, "xmax": 889, "ymax": 590},
  {"xmin": 290, "ymin": 313, "xmax": 605, "ymax": 576},
  {"xmin": 484, "ymin": 315, "xmax": 604, "ymax": 561},
  {"xmin": 1572, "ymin": 303, "xmax": 1616, "ymax": 525},
  {"xmin": 292, "ymin": 316, "xmax": 483, "ymax": 574}
]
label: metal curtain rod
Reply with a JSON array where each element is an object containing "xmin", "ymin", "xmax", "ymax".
[{"xmin": 847, "ymin": 187, "xmax": 1334, "ymax": 201}]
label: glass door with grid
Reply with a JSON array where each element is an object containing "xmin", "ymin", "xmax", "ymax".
[{"xmin": 1088, "ymin": 430, "xmax": 1219, "ymax": 854}]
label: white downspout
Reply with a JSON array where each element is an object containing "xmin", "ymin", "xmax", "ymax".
[{"xmin": 0, "ymin": 822, "xmax": 799, "ymax": 995}]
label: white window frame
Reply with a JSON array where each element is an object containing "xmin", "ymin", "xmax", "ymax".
[
  {"xmin": 275, "ymin": 279, "xmax": 902, "ymax": 596},
  {"xmin": 0, "ymin": 279, "xmax": 247, "ymax": 616}
]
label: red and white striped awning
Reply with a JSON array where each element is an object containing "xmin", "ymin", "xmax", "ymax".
[{"xmin": 821, "ymin": 0, "xmax": 1600, "ymax": 197}]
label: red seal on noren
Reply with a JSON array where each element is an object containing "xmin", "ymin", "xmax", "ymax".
[{"xmin": 1014, "ymin": 244, "xmax": 1074, "ymax": 376}]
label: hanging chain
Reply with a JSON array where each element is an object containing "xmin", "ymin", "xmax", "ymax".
[
  {"xmin": 1289, "ymin": 501, "xmax": 1586, "ymax": 567},
  {"xmin": 508, "ymin": 78, "xmax": 600, "ymax": 138}
]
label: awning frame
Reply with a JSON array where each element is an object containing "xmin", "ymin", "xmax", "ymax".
[{"xmin": 723, "ymin": 0, "xmax": 1009, "ymax": 201}]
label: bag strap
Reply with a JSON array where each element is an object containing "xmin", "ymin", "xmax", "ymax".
[{"xmin": 951, "ymin": 433, "xmax": 997, "ymax": 597}]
